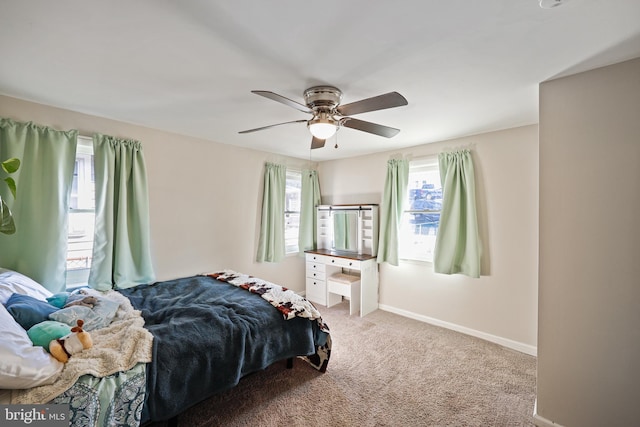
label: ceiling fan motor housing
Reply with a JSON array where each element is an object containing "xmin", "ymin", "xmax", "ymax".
[{"xmin": 303, "ymin": 86, "xmax": 343, "ymax": 112}]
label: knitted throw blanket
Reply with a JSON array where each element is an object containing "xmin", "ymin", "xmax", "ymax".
[
  {"xmin": 204, "ymin": 270, "xmax": 330, "ymax": 334},
  {"xmin": 12, "ymin": 290, "xmax": 153, "ymax": 404}
]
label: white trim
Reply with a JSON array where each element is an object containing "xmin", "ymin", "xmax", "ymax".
[
  {"xmin": 409, "ymin": 155, "xmax": 438, "ymax": 170},
  {"xmin": 378, "ymin": 304, "xmax": 537, "ymax": 356},
  {"xmin": 533, "ymin": 400, "xmax": 565, "ymax": 427}
]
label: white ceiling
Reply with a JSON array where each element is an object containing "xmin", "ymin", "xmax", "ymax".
[{"xmin": 1, "ymin": 1, "xmax": 639, "ymax": 161}]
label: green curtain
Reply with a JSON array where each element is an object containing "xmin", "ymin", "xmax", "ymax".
[
  {"xmin": 377, "ymin": 158, "xmax": 409, "ymax": 266},
  {"xmin": 333, "ymin": 212, "xmax": 348, "ymax": 250},
  {"xmin": 298, "ymin": 169, "xmax": 321, "ymax": 253},
  {"xmin": 333, "ymin": 211, "xmax": 357, "ymax": 251},
  {"xmin": 89, "ymin": 134, "xmax": 155, "ymax": 290},
  {"xmin": 434, "ymin": 150, "xmax": 481, "ymax": 278},
  {"xmin": 256, "ymin": 162, "xmax": 286, "ymax": 262},
  {"xmin": 0, "ymin": 118, "xmax": 77, "ymax": 292}
]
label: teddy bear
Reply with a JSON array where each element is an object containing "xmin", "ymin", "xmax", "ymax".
[{"xmin": 49, "ymin": 319, "xmax": 93, "ymax": 363}]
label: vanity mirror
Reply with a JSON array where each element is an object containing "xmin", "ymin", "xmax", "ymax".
[{"xmin": 316, "ymin": 204, "xmax": 379, "ymax": 256}]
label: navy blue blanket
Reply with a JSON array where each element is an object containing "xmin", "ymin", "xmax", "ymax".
[{"xmin": 119, "ymin": 275, "xmax": 327, "ymax": 422}]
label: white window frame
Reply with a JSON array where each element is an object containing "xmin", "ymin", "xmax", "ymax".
[
  {"xmin": 399, "ymin": 156, "xmax": 442, "ymax": 263},
  {"xmin": 284, "ymin": 169, "xmax": 301, "ymax": 254}
]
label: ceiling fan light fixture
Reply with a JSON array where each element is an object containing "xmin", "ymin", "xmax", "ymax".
[{"xmin": 308, "ymin": 116, "xmax": 338, "ymax": 140}]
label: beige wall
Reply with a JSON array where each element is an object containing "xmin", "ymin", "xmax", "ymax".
[
  {"xmin": 319, "ymin": 124, "xmax": 539, "ymax": 352},
  {"xmin": 537, "ymin": 57, "xmax": 640, "ymax": 426},
  {"xmin": 0, "ymin": 94, "xmax": 539, "ymax": 355},
  {"xmin": 0, "ymin": 95, "xmax": 312, "ymax": 291}
]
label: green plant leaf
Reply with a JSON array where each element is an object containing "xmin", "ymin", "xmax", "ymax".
[
  {"xmin": 4, "ymin": 177, "xmax": 17, "ymax": 199},
  {"xmin": 0, "ymin": 197, "xmax": 16, "ymax": 235},
  {"xmin": 1, "ymin": 158, "xmax": 20, "ymax": 174}
]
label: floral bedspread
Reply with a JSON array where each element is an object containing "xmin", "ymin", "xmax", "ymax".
[
  {"xmin": 50, "ymin": 363, "xmax": 146, "ymax": 427},
  {"xmin": 203, "ymin": 269, "xmax": 331, "ymax": 372}
]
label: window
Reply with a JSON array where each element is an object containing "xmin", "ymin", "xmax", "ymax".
[
  {"xmin": 66, "ymin": 137, "xmax": 95, "ymax": 286},
  {"xmin": 399, "ymin": 157, "xmax": 442, "ymax": 262},
  {"xmin": 284, "ymin": 169, "xmax": 301, "ymax": 254}
]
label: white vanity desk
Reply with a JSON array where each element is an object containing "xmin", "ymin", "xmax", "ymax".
[{"xmin": 305, "ymin": 249, "xmax": 379, "ymax": 317}]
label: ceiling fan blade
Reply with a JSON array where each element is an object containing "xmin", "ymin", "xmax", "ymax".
[
  {"xmin": 310, "ymin": 137, "xmax": 326, "ymax": 149},
  {"xmin": 251, "ymin": 90, "xmax": 313, "ymax": 114},
  {"xmin": 238, "ymin": 119, "xmax": 307, "ymax": 134},
  {"xmin": 337, "ymin": 92, "xmax": 408, "ymax": 116},
  {"xmin": 341, "ymin": 117, "xmax": 400, "ymax": 138}
]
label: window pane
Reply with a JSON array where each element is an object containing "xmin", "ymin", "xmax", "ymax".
[
  {"xmin": 399, "ymin": 161, "xmax": 442, "ymax": 262},
  {"xmin": 285, "ymin": 170, "xmax": 301, "ymax": 253},
  {"xmin": 285, "ymin": 212, "xmax": 300, "ymax": 253},
  {"xmin": 285, "ymin": 171, "xmax": 301, "ymax": 212},
  {"xmin": 67, "ymin": 211, "xmax": 95, "ymax": 270},
  {"xmin": 400, "ymin": 212, "xmax": 440, "ymax": 262}
]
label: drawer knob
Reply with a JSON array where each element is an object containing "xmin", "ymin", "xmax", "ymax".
[{"xmin": 331, "ymin": 259, "xmax": 335, "ymax": 263}]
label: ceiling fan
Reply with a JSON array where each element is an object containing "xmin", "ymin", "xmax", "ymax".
[{"xmin": 239, "ymin": 86, "xmax": 408, "ymax": 149}]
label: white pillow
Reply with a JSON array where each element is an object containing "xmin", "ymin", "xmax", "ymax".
[
  {"xmin": 0, "ymin": 303, "xmax": 63, "ymax": 389},
  {"xmin": 0, "ymin": 268, "xmax": 52, "ymax": 304}
]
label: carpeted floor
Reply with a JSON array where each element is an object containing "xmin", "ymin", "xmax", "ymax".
[{"xmin": 149, "ymin": 302, "xmax": 537, "ymax": 427}]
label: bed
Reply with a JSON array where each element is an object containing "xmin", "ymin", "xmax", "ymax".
[{"xmin": 0, "ymin": 268, "xmax": 331, "ymax": 426}]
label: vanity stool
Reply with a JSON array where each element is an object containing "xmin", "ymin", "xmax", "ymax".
[{"xmin": 327, "ymin": 272, "xmax": 361, "ymax": 316}]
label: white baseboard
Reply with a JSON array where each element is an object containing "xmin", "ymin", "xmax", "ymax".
[
  {"xmin": 533, "ymin": 399, "xmax": 565, "ymax": 427},
  {"xmin": 378, "ymin": 304, "xmax": 537, "ymax": 356}
]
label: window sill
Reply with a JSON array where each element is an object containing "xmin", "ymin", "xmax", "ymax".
[{"xmin": 398, "ymin": 257, "xmax": 434, "ymax": 266}]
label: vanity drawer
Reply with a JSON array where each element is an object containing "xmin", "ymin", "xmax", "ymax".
[
  {"xmin": 305, "ymin": 278, "xmax": 326, "ymax": 305},
  {"xmin": 305, "ymin": 253, "xmax": 330, "ymax": 264},
  {"xmin": 326, "ymin": 257, "xmax": 361, "ymax": 270},
  {"xmin": 306, "ymin": 263, "xmax": 326, "ymax": 280}
]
